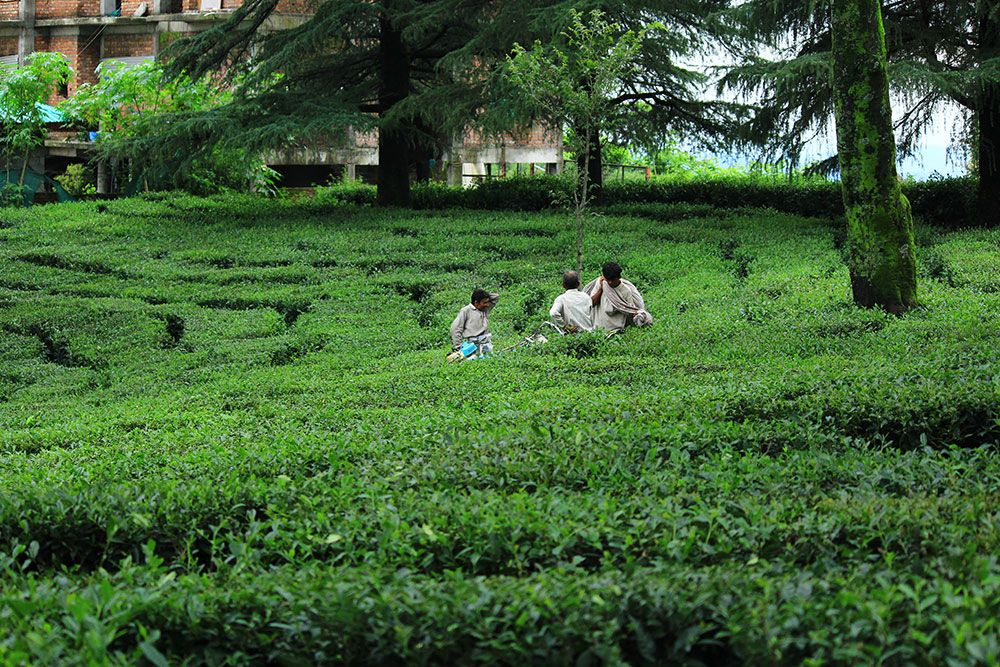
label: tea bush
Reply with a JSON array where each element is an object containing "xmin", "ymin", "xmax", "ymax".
[
  {"xmin": 1, "ymin": 193, "xmax": 999, "ymax": 664},
  {"xmin": 313, "ymin": 174, "xmax": 980, "ymax": 227}
]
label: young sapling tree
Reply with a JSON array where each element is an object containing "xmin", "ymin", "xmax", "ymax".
[
  {"xmin": 505, "ymin": 10, "xmax": 651, "ymax": 274},
  {"xmin": 0, "ymin": 52, "xmax": 71, "ymax": 193}
]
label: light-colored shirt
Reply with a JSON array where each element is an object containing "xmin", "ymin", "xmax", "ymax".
[
  {"xmin": 592, "ymin": 281, "xmax": 638, "ymax": 331},
  {"xmin": 449, "ymin": 293, "xmax": 498, "ymax": 348},
  {"xmin": 549, "ymin": 289, "xmax": 593, "ymax": 331}
]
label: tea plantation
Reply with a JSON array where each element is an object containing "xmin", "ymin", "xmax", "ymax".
[{"xmin": 2, "ymin": 194, "xmax": 1000, "ymax": 664}]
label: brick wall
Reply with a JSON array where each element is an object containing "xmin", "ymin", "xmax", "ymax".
[
  {"xmin": 0, "ymin": 1, "xmax": 18, "ymax": 21},
  {"xmin": 354, "ymin": 129, "xmax": 379, "ymax": 148},
  {"xmin": 36, "ymin": 0, "xmax": 101, "ymax": 20},
  {"xmin": 102, "ymin": 33, "xmax": 154, "ymax": 58},
  {"xmin": 120, "ymin": 0, "xmax": 144, "ymax": 16},
  {"xmin": 463, "ymin": 125, "xmax": 560, "ymax": 150},
  {"xmin": 76, "ymin": 32, "xmax": 101, "ymax": 89},
  {"xmin": 31, "ymin": 32, "xmax": 101, "ymax": 99},
  {"xmin": 274, "ymin": 0, "xmax": 308, "ymax": 13},
  {"xmin": 0, "ymin": 36, "xmax": 17, "ymax": 55}
]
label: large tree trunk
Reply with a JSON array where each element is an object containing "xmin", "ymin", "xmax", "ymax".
[
  {"xmin": 831, "ymin": 0, "xmax": 917, "ymax": 313},
  {"xmin": 376, "ymin": 14, "xmax": 411, "ymax": 208},
  {"xmin": 979, "ymin": 3, "xmax": 1000, "ymax": 226}
]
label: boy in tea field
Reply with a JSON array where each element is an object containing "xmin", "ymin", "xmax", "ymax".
[
  {"xmin": 583, "ymin": 261, "xmax": 653, "ymax": 332},
  {"xmin": 450, "ymin": 288, "xmax": 499, "ymax": 354},
  {"xmin": 548, "ymin": 270, "xmax": 593, "ymax": 333}
]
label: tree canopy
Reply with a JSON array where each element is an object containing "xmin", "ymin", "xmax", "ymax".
[
  {"xmin": 0, "ymin": 52, "xmax": 71, "ymax": 188},
  {"xmin": 161, "ymin": 0, "xmax": 548, "ymax": 205},
  {"xmin": 721, "ymin": 0, "xmax": 1000, "ymax": 224},
  {"xmin": 518, "ymin": 0, "xmax": 742, "ymax": 191},
  {"xmin": 144, "ymin": 0, "xmax": 739, "ymax": 204}
]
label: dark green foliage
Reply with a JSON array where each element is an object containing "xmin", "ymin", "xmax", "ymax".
[
  {"xmin": 317, "ymin": 174, "xmax": 980, "ymax": 227},
  {"xmin": 720, "ymin": 0, "xmax": 1000, "ymax": 224},
  {"xmin": 2, "ymin": 194, "xmax": 1000, "ymax": 663},
  {"xmin": 543, "ymin": 331, "xmax": 602, "ymax": 358},
  {"xmin": 902, "ymin": 176, "xmax": 978, "ymax": 227},
  {"xmin": 450, "ymin": 175, "xmax": 575, "ymax": 211}
]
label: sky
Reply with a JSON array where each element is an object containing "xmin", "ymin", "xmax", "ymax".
[
  {"xmin": 686, "ymin": 41, "xmax": 972, "ymax": 181},
  {"xmin": 699, "ymin": 108, "xmax": 969, "ymax": 180}
]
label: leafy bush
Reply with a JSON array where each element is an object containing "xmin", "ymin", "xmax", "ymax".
[
  {"xmin": 323, "ymin": 173, "xmax": 978, "ymax": 227},
  {"xmin": 902, "ymin": 176, "xmax": 978, "ymax": 228},
  {"xmin": 53, "ymin": 163, "xmax": 97, "ymax": 196},
  {"xmin": 1, "ymin": 194, "xmax": 1000, "ymax": 663},
  {"xmin": 314, "ymin": 179, "xmax": 376, "ymax": 206},
  {"xmin": 0, "ymin": 181, "xmax": 25, "ymax": 207}
]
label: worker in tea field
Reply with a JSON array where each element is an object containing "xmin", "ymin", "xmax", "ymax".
[
  {"xmin": 583, "ymin": 262, "xmax": 653, "ymax": 332},
  {"xmin": 450, "ymin": 288, "xmax": 499, "ymax": 354},
  {"xmin": 548, "ymin": 270, "xmax": 593, "ymax": 333}
]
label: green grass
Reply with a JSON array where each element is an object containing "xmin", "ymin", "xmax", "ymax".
[{"xmin": 1, "ymin": 193, "xmax": 1000, "ymax": 664}]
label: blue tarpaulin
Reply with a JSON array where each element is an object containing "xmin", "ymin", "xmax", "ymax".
[{"xmin": 0, "ymin": 102, "xmax": 67, "ymax": 123}]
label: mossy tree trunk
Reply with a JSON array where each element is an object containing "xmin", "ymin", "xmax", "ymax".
[{"xmin": 831, "ymin": 0, "xmax": 917, "ymax": 313}]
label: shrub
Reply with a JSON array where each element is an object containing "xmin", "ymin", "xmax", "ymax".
[
  {"xmin": 3, "ymin": 193, "xmax": 1000, "ymax": 664},
  {"xmin": 314, "ymin": 179, "xmax": 377, "ymax": 206},
  {"xmin": 53, "ymin": 163, "xmax": 97, "ymax": 197},
  {"xmin": 902, "ymin": 176, "xmax": 977, "ymax": 229}
]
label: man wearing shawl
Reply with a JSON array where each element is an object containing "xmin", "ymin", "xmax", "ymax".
[{"xmin": 583, "ymin": 262, "xmax": 652, "ymax": 332}]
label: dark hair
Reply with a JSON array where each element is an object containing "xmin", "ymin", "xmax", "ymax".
[
  {"xmin": 471, "ymin": 288, "xmax": 490, "ymax": 304},
  {"xmin": 602, "ymin": 262, "xmax": 622, "ymax": 281},
  {"xmin": 562, "ymin": 270, "xmax": 580, "ymax": 289}
]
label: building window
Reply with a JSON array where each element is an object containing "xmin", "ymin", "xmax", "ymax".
[{"xmin": 100, "ymin": 0, "xmax": 122, "ymax": 15}]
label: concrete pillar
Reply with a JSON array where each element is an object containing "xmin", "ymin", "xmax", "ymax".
[
  {"xmin": 447, "ymin": 155, "xmax": 463, "ymax": 187},
  {"xmin": 344, "ymin": 163, "xmax": 356, "ymax": 181},
  {"xmin": 97, "ymin": 161, "xmax": 111, "ymax": 194},
  {"xmin": 18, "ymin": 0, "xmax": 35, "ymax": 67}
]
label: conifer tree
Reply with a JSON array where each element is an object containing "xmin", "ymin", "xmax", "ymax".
[
  {"xmin": 529, "ymin": 0, "xmax": 737, "ymax": 193},
  {"xmin": 164, "ymin": 0, "xmax": 518, "ymax": 206},
  {"xmin": 723, "ymin": 0, "xmax": 1000, "ymax": 226},
  {"xmin": 154, "ymin": 0, "xmax": 735, "ymax": 205},
  {"xmin": 831, "ymin": 0, "xmax": 917, "ymax": 312}
]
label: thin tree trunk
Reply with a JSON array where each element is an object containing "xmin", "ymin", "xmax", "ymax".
[
  {"xmin": 576, "ymin": 127, "xmax": 603, "ymax": 201},
  {"xmin": 575, "ymin": 126, "xmax": 591, "ymax": 276},
  {"xmin": 831, "ymin": 0, "xmax": 917, "ymax": 313},
  {"xmin": 979, "ymin": 3, "xmax": 1000, "ymax": 226},
  {"xmin": 18, "ymin": 148, "xmax": 29, "ymax": 187},
  {"xmin": 376, "ymin": 13, "xmax": 411, "ymax": 207}
]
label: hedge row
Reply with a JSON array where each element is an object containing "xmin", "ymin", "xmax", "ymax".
[
  {"xmin": 4, "ymin": 554, "xmax": 1000, "ymax": 665},
  {"xmin": 315, "ymin": 175, "xmax": 980, "ymax": 227}
]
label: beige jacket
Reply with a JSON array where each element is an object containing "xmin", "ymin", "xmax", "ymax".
[{"xmin": 583, "ymin": 278, "xmax": 652, "ymax": 331}]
